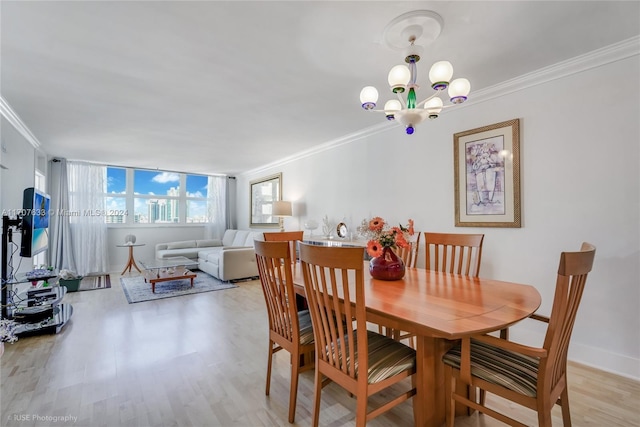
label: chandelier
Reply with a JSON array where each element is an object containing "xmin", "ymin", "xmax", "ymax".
[{"xmin": 359, "ymin": 11, "xmax": 470, "ymax": 135}]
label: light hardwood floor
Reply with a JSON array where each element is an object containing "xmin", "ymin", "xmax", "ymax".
[{"xmin": 2, "ymin": 273, "xmax": 639, "ymax": 427}]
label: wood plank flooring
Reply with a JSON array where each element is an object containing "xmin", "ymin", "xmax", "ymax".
[{"xmin": 2, "ymin": 272, "xmax": 639, "ymax": 427}]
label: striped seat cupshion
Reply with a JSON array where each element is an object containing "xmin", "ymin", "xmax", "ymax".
[
  {"xmin": 297, "ymin": 310, "xmax": 314, "ymax": 346},
  {"xmin": 324, "ymin": 330, "xmax": 416, "ymax": 383},
  {"xmin": 443, "ymin": 338, "xmax": 539, "ymax": 397}
]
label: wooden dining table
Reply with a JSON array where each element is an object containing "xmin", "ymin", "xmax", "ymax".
[{"xmin": 292, "ymin": 262, "xmax": 541, "ymax": 427}]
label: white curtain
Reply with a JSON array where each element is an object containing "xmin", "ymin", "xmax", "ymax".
[
  {"xmin": 226, "ymin": 176, "xmax": 237, "ymax": 230},
  {"xmin": 48, "ymin": 158, "xmax": 76, "ymax": 272},
  {"xmin": 67, "ymin": 161, "xmax": 109, "ymax": 275},
  {"xmin": 205, "ymin": 175, "xmax": 227, "ymax": 239}
]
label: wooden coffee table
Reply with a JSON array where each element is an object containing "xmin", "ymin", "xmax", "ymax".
[
  {"xmin": 143, "ymin": 268, "xmax": 197, "ymax": 293},
  {"xmin": 140, "ymin": 256, "xmax": 199, "ymax": 293}
]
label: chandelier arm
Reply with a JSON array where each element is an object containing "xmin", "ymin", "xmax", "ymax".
[
  {"xmin": 396, "ymin": 91, "xmax": 407, "ymax": 109},
  {"xmin": 416, "ymin": 92, "xmax": 439, "ymax": 108}
]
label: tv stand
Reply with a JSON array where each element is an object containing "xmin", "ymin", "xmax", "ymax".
[
  {"xmin": 1, "ymin": 215, "xmax": 73, "ymax": 336},
  {"xmin": 14, "ymin": 304, "xmax": 73, "ymax": 337}
]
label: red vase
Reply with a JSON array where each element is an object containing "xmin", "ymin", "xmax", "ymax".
[{"xmin": 369, "ymin": 246, "xmax": 405, "ymax": 281}]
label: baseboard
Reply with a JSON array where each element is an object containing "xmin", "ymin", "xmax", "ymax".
[
  {"xmin": 567, "ymin": 341, "xmax": 640, "ymax": 381},
  {"xmin": 511, "ymin": 328, "xmax": 639, "ymax": 381}
]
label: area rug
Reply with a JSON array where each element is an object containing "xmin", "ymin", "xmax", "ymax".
[
  {"xmin": 120, "ymin": 271, "xmax": 237, "ymax": 304},
  {"xmin": 78, "ymin": 274, "xmax": 111, "ymax": 291}
]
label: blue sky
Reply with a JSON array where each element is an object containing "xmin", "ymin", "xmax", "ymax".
[{"xmin": 107, "ymin": 167, "xmax": 208, "ymax": 197}]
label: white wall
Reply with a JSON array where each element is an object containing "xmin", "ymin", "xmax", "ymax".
[
  {"xmin": 237, "ymin": 55, "xmax": 640, "ymax": 379},
  {"xmin": 0, "ymin": 116, "xmax": 38, "ymax": 275},
  {"xmin": 1, "ymin": 117, "xmax": 36, "ymax": 214}
]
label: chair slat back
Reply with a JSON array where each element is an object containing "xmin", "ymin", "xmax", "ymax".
[
  {"xmin": 393, "ymin": 231, "xmax": 421, "ymax": 268},
  {"xmin": 255, "ymin": 240, "xmax": 299, "ymax": 343},
  {"xmin": 424, "ymin": 232, "xmax": 484, "ymax": 277},
  {"xmin": 264, "ymin": 231, "xmax": 304, "ymax": 263},
  {"xmin": 543, "ymin": 242, "xmax": 596, "ymax": 387},
  {"xmin": 299, "ymin": 243, "xmax": 366, "ymax": 379}
]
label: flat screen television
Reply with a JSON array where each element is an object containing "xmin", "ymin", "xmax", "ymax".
[{"xmin": 20, "ymin": 187, "xmax": 51, "ymax": 258}]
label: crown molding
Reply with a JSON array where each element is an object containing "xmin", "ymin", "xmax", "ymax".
[
  {"xmin": 241, "ymin": 121, "xmax": 396, "ymax": 177},
  {"xmin": 0, "ymin": 95, "xmax": 42, "ymax": 149},
  {"xmin": 464, "ymin": 35, "xmax": 640, "ymax": 107},
  {"xmin": 243, "ymin": 35, "xmax": 640, "ymax": 177}
]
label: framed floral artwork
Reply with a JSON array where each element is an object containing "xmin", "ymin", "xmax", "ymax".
[
  {"xmin": 454, "ymin": 118, "xmax": 521, "ymax": 228},
  {"xmin": 250, "ymin": 172, "xmax": 282, "ymax": 228}
]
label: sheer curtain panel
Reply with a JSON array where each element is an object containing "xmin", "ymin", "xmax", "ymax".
[
  {"xmin": 205, "ymin": 175, "xmax": 227, "ymax": 240},
  {"xmin": 67, "ymin": 162, "xmax": 109, "ymax": 275},
  {"xmin": 226, "ymin": 176, "xmax": 237, "ymax": 230},
  {"xmin": 48, "ymin": 158, "xmax": 77, "ymax": 272}
]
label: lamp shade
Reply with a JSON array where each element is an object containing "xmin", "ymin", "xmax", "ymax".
[
  {"xmin": 384, "ymin": 99, "xmax": 402, "ymax": 112},
  {"xmin": 272, "ymin": 200, "xmax": 292, "ymax": 217},
  {"xmin": 387, "ymin": 64, "xmax": 411, "ymax": 92},
  {"xmin": 448, "ymin": 78, "xmax": 471, "ymax": 104},
  {"xmin": 424, "ymin": 96, "xmax": 444, "ymax": 119},
  {"xmin": 429, "ymin": 61, "xmax": 453, "ymax": 90},
  {"xmin": 360, "ymin": 86, "xmax": 379, "ymax": 109}
]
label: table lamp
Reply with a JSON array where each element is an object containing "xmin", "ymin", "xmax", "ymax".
[{"xmin": 272, "ymin": 201, "xmax": 292, "ymax": 232}]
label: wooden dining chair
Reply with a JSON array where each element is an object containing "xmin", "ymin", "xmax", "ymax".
[
  {"xmin": 254, "ymin": 240, "xmax": 315, "ymax": 423},
  {"xmin": 263, "ymin": 230, "xmax": 304, "ymax": 263},
  {"xmin": 264, "ymin": 230, "xmax": 307, "ymax": 310},
  {"xmin": 424, "ymin": 232, "xmax": 484, "ymax": 277},
  {"xmin": 442, "ymin": 242, "xmax": 596, "ymax": 427},
  {"xmin": 299, "ymin": 243, "xmax": 417, "ymax": 427}
]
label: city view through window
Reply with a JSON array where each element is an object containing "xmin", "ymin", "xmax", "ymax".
[{"xmin": 106, "ymin": 167, "xmax": 210, "ymax": 224}]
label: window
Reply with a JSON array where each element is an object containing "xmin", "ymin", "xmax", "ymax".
[
  {"xmin": 134, "ymin": 170, "xmax": 180, "ymax": 224},
  {"xmin": 105, "ymin": 167, "xmax": 218, "ymax": 225},
  {"xmin": 106, "ymin": 167, "xmax": 127, "ymax": 223},
  {"xmin": 186, "ymin": 174, "xmax": 208, "ymax": 223}
]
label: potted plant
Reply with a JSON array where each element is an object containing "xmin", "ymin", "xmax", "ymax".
[
  {"xmin": 59, "ymin": 269, "xmax": 83, "ymax": 292},
  {"xmin": 357, "ymin": 216, "xmax": 415, "ymax": 280}
]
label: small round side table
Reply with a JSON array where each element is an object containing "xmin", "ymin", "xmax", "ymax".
[{"xmin": 117, "ymin": 243, "xmax": 145, "ymax": 274}]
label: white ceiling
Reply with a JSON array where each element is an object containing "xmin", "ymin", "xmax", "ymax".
[{"xmin": 2, "ymin": 1, "xmax": 639, "ymax": 175}]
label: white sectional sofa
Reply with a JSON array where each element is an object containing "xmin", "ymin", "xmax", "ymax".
[
  {"xmin": 155, "ymin": 239, "xmax": 220, "ymax": 261},
  {"xmin": 155, "ymin": 230, "xmax": 261, "ymax": 282}
]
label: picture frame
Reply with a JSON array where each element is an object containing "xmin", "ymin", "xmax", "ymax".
[
  {"xmin": 250, "ymin": 172, "xmax": 282, "ymax": 228},
  {"xmin": 454, "ymin": 118, "xmax": 521, "ymax": 228}
]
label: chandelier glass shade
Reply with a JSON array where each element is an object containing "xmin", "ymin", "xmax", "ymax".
[{"xmin": 359, "ymin": 11, "xmax": 471, "ymax": 135}]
